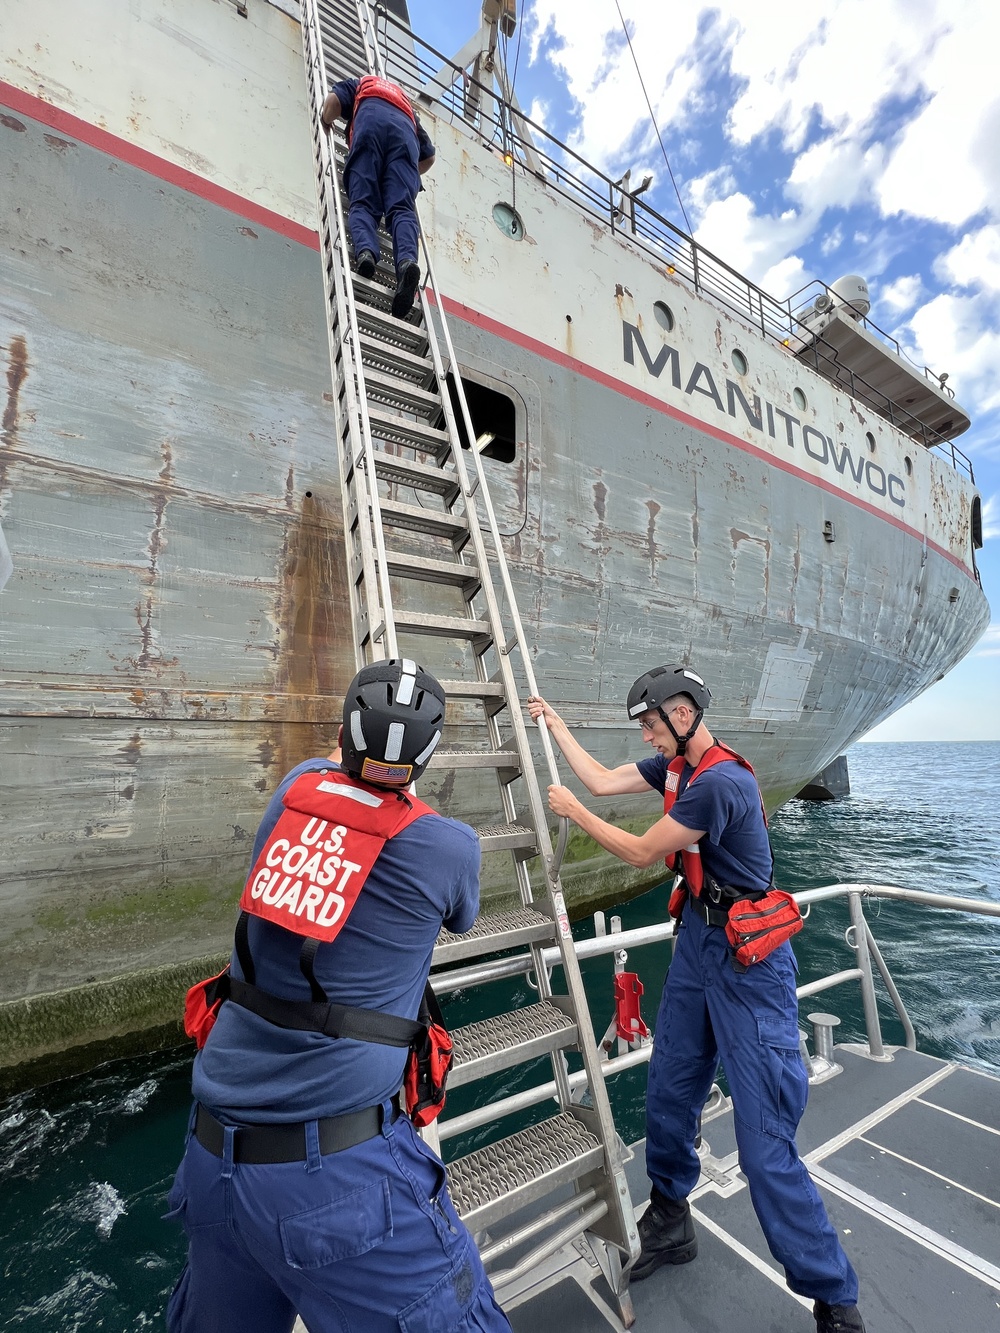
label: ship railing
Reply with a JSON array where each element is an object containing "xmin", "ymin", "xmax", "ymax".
[
  {"xmin": 429, "ymin": 883, "xmax": 1000, "ymax": 1140},
  {"xmin": 367, "ymin": 9, "xmax": 975, "ymax": 481}
]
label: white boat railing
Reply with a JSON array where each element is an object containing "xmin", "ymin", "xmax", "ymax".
[{"xmin": 432, "ymin": 884, "xmax": 999, "ymax": 1141}]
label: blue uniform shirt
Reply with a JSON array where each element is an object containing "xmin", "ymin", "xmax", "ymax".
[
  {"xmin": 636, "ymin": 751, "xmax": 773, "ymax": 892},
  {"xmin": 192, "ymin": 759, "xmax": 479, "ymax": 1123},
  {"xmin": 330, "ymin": 77, "xmax": 435, "ymax": 163}
]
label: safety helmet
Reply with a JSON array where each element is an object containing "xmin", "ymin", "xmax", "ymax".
[
  {"xmin": 626, "ymin": 663, "xmax": 712, "ymax": 718},
  {"xmin": 341, "ymin": 658, "xmax": 446, "ymax": 787}
]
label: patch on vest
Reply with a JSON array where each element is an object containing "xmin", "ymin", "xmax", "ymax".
[{"xmin": 665, "ymin": 770, "xmax": 680, "ymax": 793}]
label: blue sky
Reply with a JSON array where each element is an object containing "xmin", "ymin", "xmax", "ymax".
[{"xmin": 408, "ymin": 1, "xmax": 1000, "ymax": 740}]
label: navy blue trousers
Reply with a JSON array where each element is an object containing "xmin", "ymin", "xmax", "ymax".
[
  {"xmin": 165, "ymin": 1101, "xmax": 511, "ymax": 1332},
  {"xmin": 344, "ymin": 102, "xmax": 421, "ymax": 273},
  {"xmin": 646, "ymin": 902, "xmax": 859, "ymax": 1307}
]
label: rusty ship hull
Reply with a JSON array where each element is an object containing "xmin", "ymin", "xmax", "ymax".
[{"xmin": 0, "ymin": 0, "xmax": 989, "ymax": 1076}]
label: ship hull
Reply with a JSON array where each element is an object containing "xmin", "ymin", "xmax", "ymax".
[{"xmin": 0, "ymin": 0, "xmax": 989, "ymax": 1076}]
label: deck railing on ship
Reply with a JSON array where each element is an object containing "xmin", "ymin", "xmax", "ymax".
[
  {"xmin": 430, "ymin": 884, "xmax": 1000, "ymax": 1139},
  {"xmin": 360, "ymin": 6, "xmax": 974, "ymax": 482}
]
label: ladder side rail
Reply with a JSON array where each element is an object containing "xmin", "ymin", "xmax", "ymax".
[
  {"xmin": 410, "ymin": 268, "xmax": 574, "ymax": 1113},
  {"xmin": 417, "ymin": 246, "xmax": 637, "ymax": 1219},
  {"xmin": 419, "ymin": 285, "xmax": 565, "ymax": 794},
  {"xmin": 304, "ymin": 0, "xmax": 399, "ymax": 661}
]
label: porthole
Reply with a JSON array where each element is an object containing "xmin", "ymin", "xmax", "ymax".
[
  {"xmin": 904, "ymin": 456, "xmax": 913, "ymax": 475},
  {"xmin": 492, "ymin": 201, "xmax": 524, "ymax": 240},
  {"xmin": 653, "ymin": 300, "xmax": 675, "ymax": 332},
  {"xmin": 793, "ymin": 387, "xmax": 807, "ymax": 411},
  {"xmin": 865, "ymin": 431, "xmax": 876, "ymax": 452},
  {"xmin": 732, "ymin": 349, "xmax": 748, "ymax": 375}
]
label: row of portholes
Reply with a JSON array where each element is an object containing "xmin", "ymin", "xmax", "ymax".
[{"xmin": 492, "ymin": 209, "xmax": 919, "ymax": 480}]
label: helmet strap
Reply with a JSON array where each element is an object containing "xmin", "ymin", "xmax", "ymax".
[{"xmin": 657, "ymin": 705, "xmax": 703, "ymax": 758}]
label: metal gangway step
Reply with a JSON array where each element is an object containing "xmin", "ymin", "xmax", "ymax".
[{"xmin": 299, "ymin": 0, "xmax": 639, "ymax": 1323}]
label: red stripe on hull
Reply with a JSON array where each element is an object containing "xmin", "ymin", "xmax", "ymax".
[{"xmin": 0, "ymin": 79, "xmax": 319, "ymax": 250}]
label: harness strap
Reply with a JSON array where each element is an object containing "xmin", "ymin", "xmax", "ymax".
[
  {"xmin": 234, "ymin": 912, "xmax": 255, "ymax": 985},
  {"xmin": 299, "ymin": 936, "xmax": 326, "ymax": 1003},
  {"xmin": 226, "ymin": 976, "xmax": 424, "ymax": 1048}
]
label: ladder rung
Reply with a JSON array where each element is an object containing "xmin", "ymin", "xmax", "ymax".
[
  {"xmin": 359, "ymin": 334, "xmax": 435, "ymax": 383},
  {"xmin": 369, "ymin": 407, "xmax": 452, "ymax": 457},
  {"xmin": 358, "ymin": 305, "xmax": 428, "ymax": 355},
  {"xmin": 372, "ymin": 453, "xmax": 460, "ymax": 501},
  {"xmin": 385, "ymin": 552, "xmax": 481, "ymax": 589},
  {"xmin": 362, "ymin": 367, "xmax": 442, "ymax": 419},
  {"xmin": 394, "ymin": 610, "xmax": 492, "ymax": 642},
  {"xmin": 474, "ymin": 822, "xmax": 537, "ymax": 854},
  {"xmin": 425, "ymin": 749, "xmax": 520, "ymax": 773},
  {"xmin": 447, "ymin": 1000, "xmax": 577, "ymax": 1088},
  {"xmin": 433, "ymin": 907, "xmax": 553, "ymax": 965},
  {"xmin": 447, "ymin": 1113, "xmax": 605, "ymax": 1235},
  {"xmin": 378, "ymin": 500, "xmax": 468, "ymax": 540},
  {"xmin": 438, "ymin": 678, "xmax": 505, "ymax": 700}
]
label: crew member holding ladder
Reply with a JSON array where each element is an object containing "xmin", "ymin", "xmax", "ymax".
[
  {"xmin": 166, "ymin": 661, "xmax": 511, "ymax": 1333},
  {"xmin": 529, "ymin": 664, "xmax": 866, "ymax": 1333}
]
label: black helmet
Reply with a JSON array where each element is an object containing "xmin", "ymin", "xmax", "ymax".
[
  {"xmin": 342, "ymin": 659, "xmax": 446, "ymax": 786},
  {"xmin": 626, "ymin": 663, "xmax": 710, "ymax": 756},
  {"xmin": 626, "ymin": 663, "xmax": 712, "ymax": 718}
]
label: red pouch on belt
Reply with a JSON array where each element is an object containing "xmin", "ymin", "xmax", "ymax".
[
  {"xmin": 404, "ymin": 1021, "xmax": 453, "ymax": 1128},
  {"xmin": 183, "ymin": 966, "xmax": 231, "ymax": 1049},
  {"xmin": 403, "ymin": 983, "xmax": 454, "ymax": 1127},
  {"xmin": 724, "ymin": 890, "xmax": 802, "ymax": 966}
]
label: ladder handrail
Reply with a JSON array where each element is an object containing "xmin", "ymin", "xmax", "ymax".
[{"xmin": 302, "ymin": 0, "xmax": 398, "ymax": 660}]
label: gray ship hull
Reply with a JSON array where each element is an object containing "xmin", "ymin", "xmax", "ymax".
[{"xmin": 0, "ymin": 0, "xmax": 989, "ymax": 1077}]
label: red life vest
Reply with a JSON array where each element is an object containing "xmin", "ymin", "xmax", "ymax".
[
  {"xmin": 662, "ymin": 742, "xmax": 765, "ymax": 896},
  {"xmin": 350, "ymin": 75, "xmax": 417, "ymax": 144},
  {"xmin": 239, "ymin": 769, "xmax": 434, "ymax": 943}
]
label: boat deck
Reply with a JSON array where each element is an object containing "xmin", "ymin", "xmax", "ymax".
[{"xmin": 501, "ymin": 1047, "xmax": 1000, "ymax": 1332}]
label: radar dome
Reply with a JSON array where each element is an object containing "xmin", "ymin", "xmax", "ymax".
[{"xmin": 830, "ymin": 274, "xmax": 870, "ymax": 319}]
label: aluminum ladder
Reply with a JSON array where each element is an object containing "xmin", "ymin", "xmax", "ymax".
[{"xmin": 299, "ymin": 1, "xmax": 640, "ymax": 1320}]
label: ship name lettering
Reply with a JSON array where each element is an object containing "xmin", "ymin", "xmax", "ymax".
[
  {"xmin": 802, "ymin": 426, "xmax": 828, "ymax": 463},
  {"xmin": 622, "ymin": 322, "xmax": 680, "ymax": 385},
  {"xmin": 684, "ymin": 362, "xmax": 723, "ymax": 410},
  {"xmin": 620, "ymin": 321, "xmax": 905, "ymax": 509}
]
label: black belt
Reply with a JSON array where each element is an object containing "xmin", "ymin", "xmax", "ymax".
[
  {"xmin": 194, "ymin": 1100, "xmax": 397, "ymax": 1164},
  {"xmin": 689, "ymin": 886, "xmax": 767, "ymax": 929},
  {"xmin": 688, "ymin": 895, "xmax": 733, "ymax": 928}
]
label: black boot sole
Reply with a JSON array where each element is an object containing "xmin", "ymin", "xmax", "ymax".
[
  {"xmin": 391, "ymin": 263, "xmax": 420, "ymax": 318},
  {"xmin": 630, "ymin": 1237, "xmax": 698, "ymax": 1282}
]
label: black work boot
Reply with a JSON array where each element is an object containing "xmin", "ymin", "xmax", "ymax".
[
  {"xmin": 814, "ymin": 1300, "xmax": 866, "ymax": 1332},
  {"xmin": 630, "ymin": 1189, "xmax": 697, "ymax": 1282},
  {"xmin": 354, "ymin": 249, "xmax": 376, "ymax": 279},
  {"xmin": 391, "ymin": 261, "xmax": 420, "ymax": 318}
]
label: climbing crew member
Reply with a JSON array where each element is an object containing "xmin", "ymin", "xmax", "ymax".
[
  {"xmin": 165, "ymin": 659, "xmax": 512, "ymax": 1333},
  {"xmin": 321, "ymin": 74, "xmax": 435, "ymax": 318},
  {"xmin": 527, "ymin": 665, "xmax": 866, "ymax": 1333}
]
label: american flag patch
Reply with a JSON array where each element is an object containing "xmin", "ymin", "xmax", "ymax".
[
  {"xmin": 665, "ymin": 771, "xmax": 679, "ymax": 793},
  {"xmin": 361, "ymin": 757, "xmax": 413, "ymax": 784}
]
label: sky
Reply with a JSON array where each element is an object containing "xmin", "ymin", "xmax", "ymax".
[{"xmin": 408, "ymin": 0, "xmax": 1000, "ymax": 741}]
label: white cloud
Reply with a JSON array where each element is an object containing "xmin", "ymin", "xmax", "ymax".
[
  {"xmin": 904, "ymin": 292, "xmax": 1000, "ymax": 417},
  {"xmin": 982, "ymin": 495, "xmax": 1000, "ymax": 542},
  {"xmin": 880, "ymin": 274, "xmax": 924, "ymax": 318},
  {"xmin": 692, "ymin": 191, "xmax": 814, "ymax": 293},
  {"xmin": 820, "ymin": 225, "xmax": 843, "ymax": 257},
  {"xmin": 938, "ymin": 225, "xmax": 1000, "ymax": 295},
  {"xmin": 786, "ymin": 135, "xmax": 882, "ymax": 214}
]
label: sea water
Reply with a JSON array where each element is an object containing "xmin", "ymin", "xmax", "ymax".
[{"xmin": 1, "ymin": 741, "xmax": 998, "ymax": 1329}]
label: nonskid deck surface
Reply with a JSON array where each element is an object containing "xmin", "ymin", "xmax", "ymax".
[{"xmin": 500, "ymin": 1048, "xmax": 1000, "ymax": 1332}]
